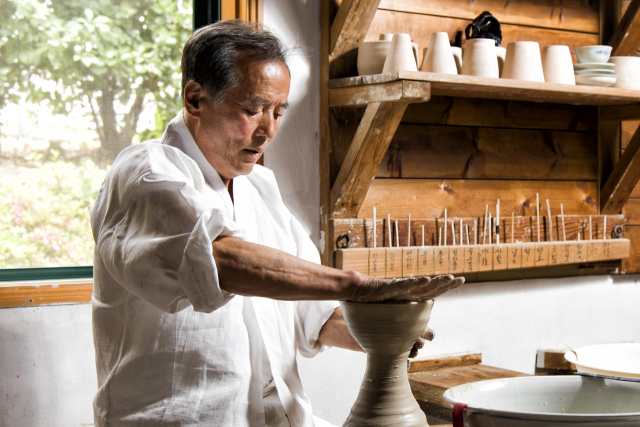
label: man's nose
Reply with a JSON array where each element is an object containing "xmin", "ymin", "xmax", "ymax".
[{"xmin": 257, "ymin": 112, "xmax": 278, "ymax": 140}]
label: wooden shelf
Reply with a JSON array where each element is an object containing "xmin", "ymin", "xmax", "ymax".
[{"xmin": 330, "ymin": 71, "xmax": 640, "ymax": 107}]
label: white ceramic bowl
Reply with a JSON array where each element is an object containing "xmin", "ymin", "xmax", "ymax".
[
  {"xmin": 574, "ymin": 45, "xmax": 612, "ymax": 63},
  {"xmin": 564, "ymin": 343, "xmax": 640, "ymax": 378},
  {"xmin": 575, "ymin": 69, "xmax": 615, "ymax": 75},
  {"xmin": 575, "ymin": 73, "xmax": 617, "ymax": 87},
  {"xmin": 444, "ymin": 376, "xmax": 640, "ymax": 426},
  {"xmin": 574, "ymin": 62, "xmax": 615, "ymax": 71},
  {"xmin": 357, "ymin": 41, "xmax": 391, "ymax": 75}
]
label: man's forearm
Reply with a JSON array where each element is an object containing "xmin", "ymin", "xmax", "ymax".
[{"xmin": 211, "ymin": 236, "xmax": 370, "ymax": 301}]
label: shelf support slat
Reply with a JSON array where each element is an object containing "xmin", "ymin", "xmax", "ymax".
[
  {"xmin": 601, "ymin": 125, "xmax": 640, "ymax": 214},
  {"xmin": 600, "ymin": 103, "xmax": 640, "ymax": 121},
  {"xmin": 330, "ymin": 0, "xmax": 382, "ymax": 57},
  {"xmin": 330, "ymin": 101, "xmax": 408, "ymax": 218},
  {"xmin": 330, "ymin": 80, "xmax": 430, "ymax": 107},
  {"xmin": 609, "ymin": 0, "xmax": 640, "ymax": 56}
]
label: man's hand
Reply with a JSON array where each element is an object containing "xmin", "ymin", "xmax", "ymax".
[
  {"xmin": 351, "ymin": 275, "xmax": 464, "ymax": 303},
  {"xmin": 409, "ymin": 328, "xmax": 435, "ymax": 359}
]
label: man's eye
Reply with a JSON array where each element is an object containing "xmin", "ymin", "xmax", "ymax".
[{"xmin": 244, "ymin": 109, "xmax": 259, "ymax": 116}]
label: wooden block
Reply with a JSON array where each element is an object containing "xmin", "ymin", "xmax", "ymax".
[
  {"xmin": 463, "ymin": 246, "xmax": 479, "ymax": 273},
  {"xmin": 521, "ymin": 243, "xmax": 536, "ymax": 268},
  {"xmin": 575, "ymin": 241, "xmax": 587, "ymax": 263},
  {"xmin": 506, "ymin": 244, "xmax": 522, "ymax": 269},
  {"xmin": 602, "ymin": 241, "xmax": 613, "ymax": 260},
  {"xmin": 403, "ymin": 247, "xmax": 418, "ymax": 277},
  {"xmin": 449, "ymin": 247, "xmax": 463, "ymax": 274},
  {"xmin": 587, "ymin": 241, "xmax": 603, "ymax": 262},
  {"xmin": 548, "ymin": 243, "xmax": 562, "ymax": 266},
  {"xmin": 561, "ymin": 242, "xmax": 576, "ymax": 265},
  {"xmin": 434, "ymin": 246, "xmax": 450, "ymax": 275},
  {"xmin": 610, "ymin": 238, "xmax": 631, "ymax": 260},
  {"xmin": 408, "ymin": 352, "xmax": 482, "ymax": 373},
  {"xmin": 478, "ymin": 245, "xmax": 492, "ymax": 272},
  {"xmin": 417, "ymin": 247, "xmax": 434, "ymax": 276},
  {"xmin": 336, "ymin": 248, "xmax": 369, "ymax": 275},
  {"xmin": 536, "ymin": 350, "xmax": 576, "ymax": 371},
  {"xmin": 386, "ymin": 248, "xmax": 402, "ymax": 278},
  {"xmin": 368, "ymin": 248, "xmax": 386, "ymax": 278},
  {"xmin": 534, "ymin": 243, "xmax": 550, "ymax": 267},
  {"xmin": 493, "ymin": 245, "xmax": 507, "ymax": 270}
]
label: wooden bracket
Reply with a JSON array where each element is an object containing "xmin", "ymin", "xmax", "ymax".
[
  {"xmin": 330, "ymin": 80, "xmax": 431, "ymax": 107},
  {"xmin": 609, "ymin": 0, "xmax": 640, "ymax": 56},
  {"xmin": 330, "ymin": 101, "xmax": 409, "ymax": 218},
  {"xmin": 600, "ymin": 103, "xmax": 640, "ymax": 121},
  {"xmin": 601, "ymin": 125, "xmax": 640, "ymax": 213},
  {"xmin": 330, "ymin": 0, "xmax": 382, "ymax": 57}
]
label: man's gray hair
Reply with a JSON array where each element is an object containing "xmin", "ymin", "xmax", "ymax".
[{"xmin": 181, "ymin": 20, "xmax": 290, "ymax": 103}]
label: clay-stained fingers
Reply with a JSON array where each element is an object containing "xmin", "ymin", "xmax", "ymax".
[{"xmin": 421, "ymin": 328, "xmax": 435, "ymax": 341}]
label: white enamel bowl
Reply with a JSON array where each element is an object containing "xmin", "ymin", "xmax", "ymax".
[
  {"xmin": 574, "ymin": 45, "xmax": 612, "ymax": 63},
  {"xmin": 444, "ymin": 376, "xmax": 640, "ymax": 426},
  {"xmin": 575, "ymin": 74, "xmax": 617, "ymax": 87},
  {"xmin": 564, "ymin": 343, "xmax": 640, "ymax": 379}
]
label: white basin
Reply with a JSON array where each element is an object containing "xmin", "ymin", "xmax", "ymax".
[
  {"xmin": 443, "ymin": 375, "xmax": 640, "ymax": 426},
  {"xmin": 564, "ymin": 343, "xmax": 640, "ymax": 379}
]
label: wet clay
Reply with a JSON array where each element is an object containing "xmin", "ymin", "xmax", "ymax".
[{"xmin": 340, "ymin": 300, "xmax": 434, "ymax": 427}]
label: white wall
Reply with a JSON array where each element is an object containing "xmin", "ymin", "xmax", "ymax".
[{"xmin": 262, "ymin": 1, "xmax": 640, "ymax": 426}]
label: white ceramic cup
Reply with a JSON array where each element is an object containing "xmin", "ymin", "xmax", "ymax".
[
  {"xmin": 461, "ymin": 38, "xmax": 499, "ymax": 78},
  {"xmin": 609, "ymin": 56, "xmax": 640, "ymax": 90},
  {"xmin": 420, "ymin": 32, "xmax": 457, "ymax": 74},
  {"xmin": 357, "ymin": 41, "xmax": 391, "ymax": 75},
  {"xmin": 495, "ymin": 46, "xmax": 506, "ymax": 77},
  {"xmin": 383, "ymin": 33, "xmax": 419, "ymax": 73},
  {"xmin": 451, "ymin": 46, "xmax": 462, "ymax": 74},
  {"xmin": 379, "ymin": 33, "xmax": 393, "ymax": 41},
  {"xmin": 541, "ymin": 45, "xmax": 575, "ymax": 85},
  {"xmin": 502, "ymin": 41, "xmax": 545, "ymax": 82}
]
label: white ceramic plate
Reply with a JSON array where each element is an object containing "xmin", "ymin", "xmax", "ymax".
[
  {"xmin": 574, "ymin": 62, "xmax": 615, "ymax": 71},
  {"xmin": 575, "ymin": 74, "xmax": 617, "ymax": 87},
  {"xmin": 575, "ymin": 69, "xmax": 615, "ymax": 75},
  {"xmin": 564, "ymin": 343, "xmax": 640, "ymax": 379},
  {"xmin": 443, "ymin": 376, "xmax": 640, "ymax": 426}
]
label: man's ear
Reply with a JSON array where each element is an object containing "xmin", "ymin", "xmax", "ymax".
[{"xmin": 183, "ymin": 81, "xmax": 206, "ymax": 120}]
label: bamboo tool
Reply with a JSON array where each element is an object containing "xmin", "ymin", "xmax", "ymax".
[
  {"xmin": 589, "ymin": 215, "xmax": 593, "ymax": 240},
  {"xmin": 387, "ymin": 214, "xmax": 392, "ymax": 247},
  {"xmin": 546, "ymin": 199, "xmax": 553, "ymax": 242},
  {"xmin": 603, "ymin": 216, "xmax": 607, "ymax": 240},
  {"xmin": 444, "ymin": 209, "xmax": 448, "ymax": 246},
  {"xmin": 407, "ymin": 214, "xmax": 411, "ymax": 247},
  {"xmin": 474, "ymin": 220, "xmax": 478, "ymax": 245},
  {"xmin": 536, "ymin": 193, "xmax": 540, "ymax": 243},
  {"xmin": 561, "ymin": 204, "xmax": 566, "ymax": 241},
  {"xmin": 496, "ymin": 200, "xmax": 500, "ymax": 244},
  {"xmin": 438, "ymin": 227, "xmax": 442, "ymax": 246},
  {"xmin": 459, "ymin": 219, "xmax": 463, "ymax": 246},
  {"xmin": 451, "ymin": 221, "xmax": 456, "ymax": 245},
  {"xmin": 466, "ymin": 225, "xmax": 470, "ymax": 245},
  {"xmin": 421, "ymin": 225, "xmax": 425, "ymax": 247},
  {"xmin": 488, "ymin": 213, "xmax": 492, "ymax": 245},
  {"xmin": 483, "ymin": 205, "xmax": 488, "ymax": 244},
  {"xmin": 511, "ymin": 212, "xmax": 515, "ymax": 243},
  {"xmin": 578, "ymin": 233, "xmax": 581, "ymax": 241},
  {"xmin": 373, "ymin": 207, "xmax": 377, "ymax": 248},
  {"xmin": 395, "ymin": 221, "xmax": 400, "ymax": 247}
]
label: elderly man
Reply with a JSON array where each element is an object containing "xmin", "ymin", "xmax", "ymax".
[{"xmin": 90, "ymin": 20, "xmax": 463, "ymax": 426}]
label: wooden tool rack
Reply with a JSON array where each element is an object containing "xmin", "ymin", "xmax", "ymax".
[{"xmin": 320, "ymin": 0, "xmax": 640, "ymax": 280}]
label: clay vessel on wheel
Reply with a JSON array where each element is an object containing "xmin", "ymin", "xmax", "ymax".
[{"xmin": 341, "ymin": 300, "xmax": 434, "ymax": 427}]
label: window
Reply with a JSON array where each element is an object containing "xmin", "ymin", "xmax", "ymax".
[{"xmin": 0, "ymin": 0, "xmax": 193, "ymax": 274}]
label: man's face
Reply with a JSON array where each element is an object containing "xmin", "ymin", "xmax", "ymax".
[{"xmin": 188, "ymin": 56, "xmax": 290, "ymax": 182}]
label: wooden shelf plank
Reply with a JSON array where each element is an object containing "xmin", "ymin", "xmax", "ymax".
[
  {"xmin": 409, "ymin": 353, "xmax": 482, "ymax": 373},
  {"xmin": 601, "ymin": 125, "xmax": 640, "ymax": 214},
  {"xmin": 0, "ymin": 283, "xmax": 93, "ymax": 308},
  {"xmin": 330, "ymin": 0, "xmax": 383, "ymax": 57},
  {"xmin": 330, "ymin": 80, "xmax": 430, "ymax": 107},
  {"xmin": 329, "ymin": 72, "xmax": 640, "ymax": 106},
  {"xmin": 330, "ymin": 101, "xmax": 409, "ymax": 218},
  {"xmin": 609, "ymin": 0, "xmax": 640, "ymax": 56}
]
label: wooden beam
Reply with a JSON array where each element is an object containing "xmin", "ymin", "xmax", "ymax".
[
  {"xmin": 408, "ymin": 353, "xmax": 482, "ymax": 373},
  {"xmin": 330, "ymin": 80, "xmax": 430, "ymax": 107},
  {"xmin": 601, "ymin": 125, "xmax": 640, "ymax": 213},
  {"xmin": 0, "ymin": 283, "xmax": 93, "ymax": 308},
  {"xmin": 330, "ymin": 101, "xmax": 408, "ymax": 218},
  {"xmin": 330, "ymin": 0, "xmax": 383, "ymax": 57},
  {"xmin": 600, "ymin": 104, "xmax": 640, "ymax": 121},
  {"xmin": 609, "ymin": 0, "xmax": 640, "ymax": 56}
]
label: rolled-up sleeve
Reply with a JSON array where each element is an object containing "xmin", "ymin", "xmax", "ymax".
[{"xmin": 91, "ymin": 144, "xmax": 244, "ymax": 314}]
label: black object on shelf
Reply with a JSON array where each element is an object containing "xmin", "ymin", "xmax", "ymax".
[{"xmin": 465, "ymin": 11, "xmax": 502, "ymax": 47}]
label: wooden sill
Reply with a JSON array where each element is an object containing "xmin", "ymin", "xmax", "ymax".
[{"xmin": 0, "ymin": 282, "xmax": 93, "ymax": 308}]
